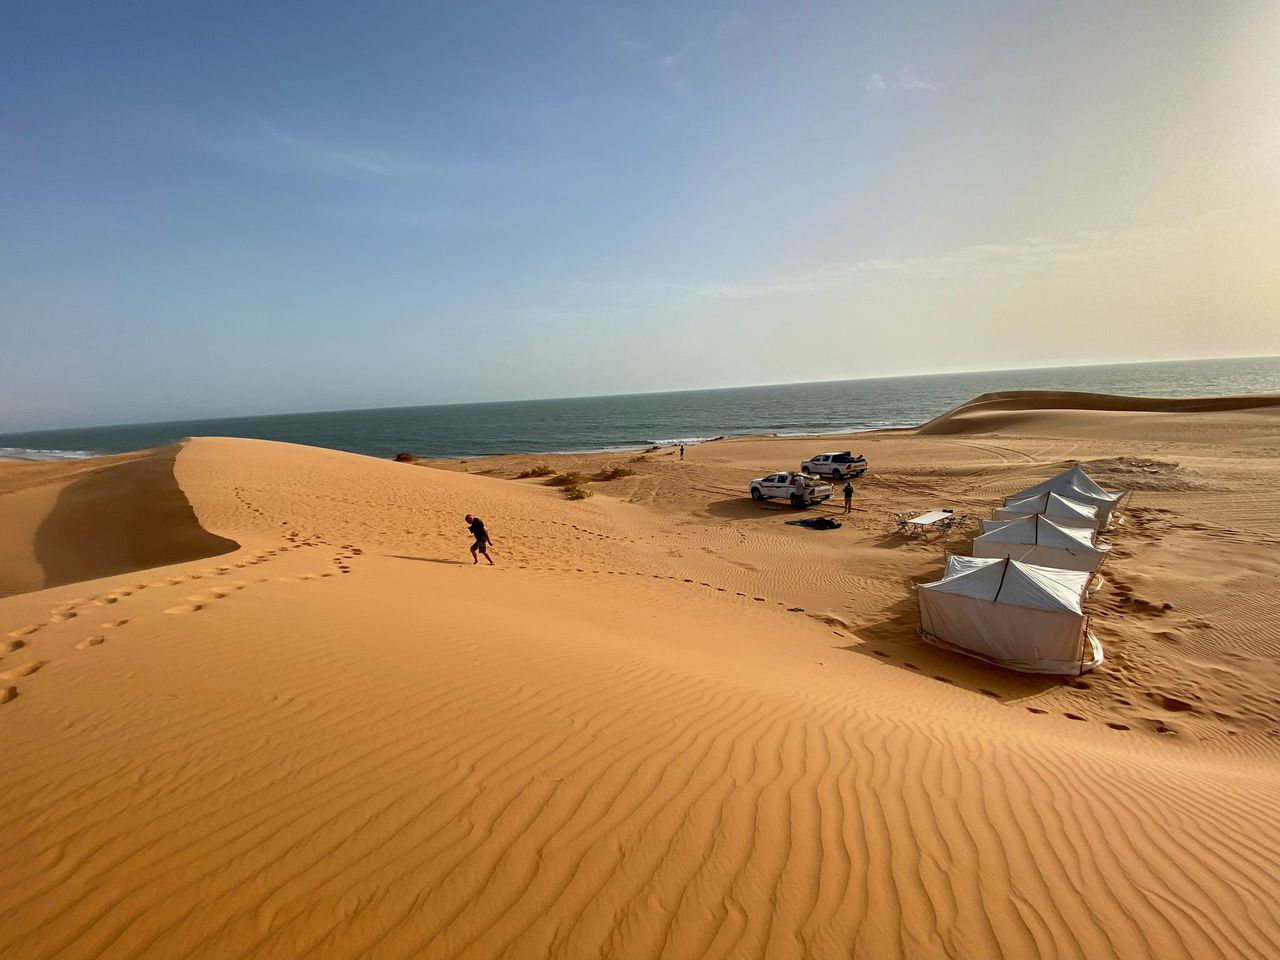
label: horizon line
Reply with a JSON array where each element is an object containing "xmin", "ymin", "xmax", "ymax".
[{"xmin": 3, "ymin": 352, "xmax": 1277, "ymax": 438}]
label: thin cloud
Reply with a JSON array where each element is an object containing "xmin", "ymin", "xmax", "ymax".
[
  {"xmin": 692, "ymin": 209, "xmax": 1265, "ymax": 301},
  {"xmin": 862, "ymin": 73, "xmax": 887, "ymax": 97},
  {"xmin": 896, "ymin": 67, "xmax": 937, "ymax": 92},
  {"xmin": 197, "ymin": 117, "xmax": 430, "ymax": 179}
]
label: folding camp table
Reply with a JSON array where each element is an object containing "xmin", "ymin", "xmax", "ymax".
[{"xmin": 902, "ymin": 510, "xmax": 954, "ymax": 537}]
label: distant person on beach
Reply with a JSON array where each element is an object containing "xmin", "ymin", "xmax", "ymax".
[
  {"xmin": 464, "ymin": 514, "xmax": 494, "ymax": 565},
  {"xmin": 842, "ymin": 480, "xmax": 855, "ymax": 514},
  {"xmin": 679, "ymin": 444, "xmax": 685, "ymax": 460}
]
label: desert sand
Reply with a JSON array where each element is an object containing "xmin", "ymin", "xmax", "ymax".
[{"xmin": 2, "ymin": 392, "xmax": 1279, "ymax": 959}]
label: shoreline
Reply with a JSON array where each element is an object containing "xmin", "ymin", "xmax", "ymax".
[
  {"xmin": 1, "ymin": 365, "xmax": 1277, "ymax": 462},
  {"xmin": 0, "ymin": 424, "xmax": 914, "ymax": 464}
]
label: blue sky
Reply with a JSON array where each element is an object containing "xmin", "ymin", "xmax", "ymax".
[{"xmin": 3, "ymin": 0, "xmax": 1278, "ymax": 430}]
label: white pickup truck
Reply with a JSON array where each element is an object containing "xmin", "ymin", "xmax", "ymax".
[
  {"xmin": 750, "ymin": 471, "xmax": 835, "ymax": 508},
  {"xmin": 800, "ymin": 451, "xmax": 868, "ymax": 480}
]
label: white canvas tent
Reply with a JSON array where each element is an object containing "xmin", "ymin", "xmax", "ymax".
[
  {"xmin": 994, "ymin": 491, "xmax": 1101, "ymax": 535},
  {"xmin": 974, "ymin": 514, "xmax": 1109, "ymax": 573},
  {"xmin": 917, "ymin": 555, "xmax": 1103, "ymax": 674},
  {"xmin": 1004, "ymin": 465, "xmax": 1125, "ymax": 522}
]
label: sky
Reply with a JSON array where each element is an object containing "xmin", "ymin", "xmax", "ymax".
[{"xmin": 3, "ymin": 0, "xmax": 1279, "ymax": 431}]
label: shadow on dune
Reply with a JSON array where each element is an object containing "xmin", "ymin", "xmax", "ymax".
[
  {"xmin": 33, "ymin": 445, "xmax": 239, "ymax": 591},
  {"xmin": 386, "ymin": 555, "xmax": 470, "ymax": 565},
  {"xmin": 842, "ymin": 593, "xmax": 1058, "ymax": 704}
]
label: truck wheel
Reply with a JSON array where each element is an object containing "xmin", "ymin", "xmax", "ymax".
[
  {"xmin": 831, "ymin": 469, "xmax": 843, "ymax": 481},
  {"xmin": 790, "ymin": 493, "xmax": 805, "ymax": 509},
  {"xmin": 751, "ymin": 487, "xmax": 763, "ymax": 501}
]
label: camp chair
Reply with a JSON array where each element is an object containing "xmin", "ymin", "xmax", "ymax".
[{"xmin": 891, "ymin": 513, "xmax": 911, "ymax": 536}]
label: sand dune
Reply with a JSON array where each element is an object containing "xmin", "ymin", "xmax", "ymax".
[
  {"xmin": 2, "ymin": 399, "xmax": 1279, "ymax": 959},
  {"xmin": 918, "ymin": 389, "xmax": 1280, "ymax": 439},
  {"xmin": 0, "ymin": 446, "xmax": 238, "ymax": 599}
]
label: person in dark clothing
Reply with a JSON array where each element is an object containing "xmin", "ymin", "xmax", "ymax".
[
  {"xmin": 464, "ymin": 514, "xmax": 494, "ymax": 565},
  {"xmin": 842, "ymin": 480, "xmax": 855, "ymax": 514},
  {"xmin": 679, "ymin": 443, "xmax": 685, "ymax": 460}
]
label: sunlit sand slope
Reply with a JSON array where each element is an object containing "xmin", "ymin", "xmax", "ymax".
[{"xmin": 1, "ymin": 436, "xmax": 1277, "ymax": 959}]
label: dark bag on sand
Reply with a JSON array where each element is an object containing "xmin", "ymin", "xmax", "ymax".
[{"xmin": 785, "ymin": 517, "xmax": 842, "ymax": 530}]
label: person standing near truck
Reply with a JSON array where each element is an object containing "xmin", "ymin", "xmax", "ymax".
[{"xmin": 842, "ymin": 480, "xmax": 855, "ymax": 514}]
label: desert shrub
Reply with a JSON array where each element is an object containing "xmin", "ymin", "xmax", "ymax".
[
  {"xmin": 562, "ymin": 484, "xmax": 591, "ymax": 500},
  {"xmin": 516, "ymin": 462, "xmax": 555, "ymax": 479},
  {"xmin": 629, "ymin": 454, "xmax": 650, "ymax": 464},
  {"xmin": 545, "ymin": 471, "xmax": 585, "ymax": 487},
  {"xmin": 393, "ymin": 451, "xmax": 415, "ymax": 462},
  {"xmin": 592, "ymin": 466, "xmax": 635, "ymax": 481}
]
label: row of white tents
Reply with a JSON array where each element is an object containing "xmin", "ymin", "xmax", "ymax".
[{"xmin": 915, "ymin": 466, "xmax": 1126, "ymax": 676}]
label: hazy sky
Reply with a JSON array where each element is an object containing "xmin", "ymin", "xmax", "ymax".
[{"xmin": 3, "ymin": 0, "xmax": 1278, "ymax": 431}]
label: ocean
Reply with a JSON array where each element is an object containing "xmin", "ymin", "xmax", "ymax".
[{"xmin": 2, "ymin": 356, "xmax": 1277, "ymax": 462}]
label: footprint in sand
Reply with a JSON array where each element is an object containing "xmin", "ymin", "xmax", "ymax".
[
  {"xmin": 51, "ymin": 611, "xmax": 78, "ymax": 622},
  {"xmin": 0, "ymin": 661, "xmax": 47, "ymax": 680},
  {"xmin": 2, "ymin": 639, "xmax": 27, "ymax": 655},
  {"xmin": 7, "ymin": 625, "xmax": 41, "ymax": 638},
  {"xmin": 101, "ymin": 619, "xmax": 130, "ymax": 628},
  {"xmin": 0, "ymin": 686, "xmax": 15, "ymax": 705},
  {"xmin": 166, "ymin": 604, "xmax": 202, "ymax": 615},
  {"xmin": 76, "ymin": 636, "xmax": 105, "ymax": 650},
  {"xmin": 186, "ymin": 591, "xmax": 227, "ymax": 603}
]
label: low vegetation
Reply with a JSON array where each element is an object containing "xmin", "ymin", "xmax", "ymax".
[
  {"xmin": 515, "ymin": 462, "xmax": 556, "ymax": 479},
  {"xmin": 393, "ymin": 451, "xmax": 415, "ymax": 462},
  {"xmin": 562, "ymin": 484, "xmax": 591, "ymax": 500},
  {"xmin": 544, "ymin": 471, "xmax": 585, "ymax": 487},
  {"xmin": 592, "ymin": 466, "xmax": 635, "ymax": 481}
]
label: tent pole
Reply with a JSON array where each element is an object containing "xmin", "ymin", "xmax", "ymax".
[{"xmin": 994, "ymin": 557, "xmax": 1011, "ymax": 601}]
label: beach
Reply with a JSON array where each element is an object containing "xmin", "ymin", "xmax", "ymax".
[{"xmin": 2, "ymin": 391, "xmax": 1279, "ymax": 959}]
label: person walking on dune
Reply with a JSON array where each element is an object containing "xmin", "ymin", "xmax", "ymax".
[
  {"xmin": 842, "ymin": 480, "xmax": 855, "ymax": 514},
  {"xmin": 465, "ymin": 514, "xmax": 494, "ymax": 565}
]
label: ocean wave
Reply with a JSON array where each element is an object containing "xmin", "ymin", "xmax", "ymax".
[{"xmin": 0, "ymin": 447, "xmax": 97, "ymax": 461}]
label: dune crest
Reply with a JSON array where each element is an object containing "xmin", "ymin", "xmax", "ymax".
[
  {"xmin": 917, "ymin": 389, "xmax": 1280, "ymax": 437},
  {"xmin": 0, "ymin": 446, "xmax": 238, "ymax": 598}
]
